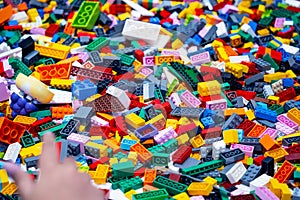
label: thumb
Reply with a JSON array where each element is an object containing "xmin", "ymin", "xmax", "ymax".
[{"xmin": 1, "ymin": 162, "xmax": 33, "ymax": 199}]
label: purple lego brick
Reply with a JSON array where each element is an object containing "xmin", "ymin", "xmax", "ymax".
[
  {"xmin": 255, "ymin": 186, "xmax": 279, "ymax": 200},
  {"xmin": 180, "ymin": 90, "xmax": 201, "ymax": 108},
  {"xmin": 260, "ymin": 128, "xmax": 278, "ymax": 139},
  {"xmin": 206, "ymin": 99, "xmax": 227, "ymax": 110},
  {"xmin": 0, "ymin": 77, "xmax": 10, "ymax": 102},
  {"xmin": 134, "ymin": 124, "xmax": 158, "ymax": 140},
  {"xmin": 275, "ymin": 122, "xmax": 295, "ymax": 135},
  {"xmin": 230, "ymin": 143, "xmax": 254, "ymax": 157},
  {"xmin": 67, "ymin": 133, "xmax": 90, "ymax": 153},
  {"xmin": 143, "ymin": 56, "xmax": 155, "ymax": 66},
  {"xmin": 154, "ymin": 126, "xmax": 177, "ymax": 144}
]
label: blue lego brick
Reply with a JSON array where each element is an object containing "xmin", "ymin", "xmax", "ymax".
[
  {"xmin": 59, "ymin": 139, "xmax": 68, "ymax": 162},
  {"xmin": 220, "ymin": 148, "xmax": 245, "ymax": 165},
  {"xmin": 240, "ymin": 137, "xmax": 263, "ymax": 152},
  {"xmin": 134, "ymin": 124, "xmax": 158, "ymax": 141},
  {"xmin": 174, "ymin": 157, "xmax": 201, "ymax": 169},
  {"xmin": 222, "ymin": 113, "xmax": 243, "ymax": 130},
  {"xmin": 8, "ymin": 20, "xmax": 18, "ymax": 26},
  {"xmin": 120, "ymin": 138, "xmax": 137, "ymax": 151},
  {"xmin": 201, "ymin": 116, "xmax": 215, "ymax": 128},
  {"xmin": 241, "ymin": 164, "xmax": 262, "ymax": 186},
  {"xmin": 254, "ymin": 108, "xmax": 277, "ymax": 122},
  {"xmin": 282, "ymin": 78, "xmax": 294, "ymax": 88},
  {"xmin": 71, "ymin": 79, "xmax": 97, "ymax": 100},
  {"xmin": 60, "ymin": 119, "xmax": 80, "ymax": 138}
]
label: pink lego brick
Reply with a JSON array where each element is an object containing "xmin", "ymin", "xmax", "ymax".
[
  {"xmin": 143, "ymin": 56, "xmax": 155, "ymax": 66},
  {"xmin": 230, "ymin": 143, "xmax": 254, "ymax": 157},
  {"xmin": 277, "ymin": 114, "xmax": 298, "ymax": 130},
  {"xmin": 260, "ymin": 128, "xmax": 278, "ymax": 139},
  {"xmin": 139, "ymin": 67, "xmax": 153, "ymax": 77},
  {"xmin": 161, "ymin": 49, "xmax": 180, "ymax": 59},
  {"xmin": 78, "ymin": 52, "xmax": 90, "ymax": 63},
  {"xmin": 274, "ymin": 18, "xmax": 285, "ymax": 28},
  {"xmin": 275, "ymin": 122, "xmax": 295, "ymax": 135},
  {"xmin": 67, "ymin": 133, "xmax": 90, "ymax": 153},
  {"xmin": 180, "ymin": 90, "xmax": 201, "ymax": 108},
  {"xmin": 190, "ymin": 51, "xmax": 211, "ymax": 65},
  {"xmin": 91, "ymin": 116, "xmax": 109, "ymax": 127},
  {"xmin": 0, "ymin": 77, "xmax": 10, "ymax": 102},
  {"xmin": 206, "ymin": 99, "xmax": 227, "ymax": 110}
]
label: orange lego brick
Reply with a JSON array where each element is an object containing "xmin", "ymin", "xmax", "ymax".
[
  {"xmin": 0, "ymin": 117, "xmax": 26, "ymax": 144},
  {"xmin": 274, "ymin": 160, "xmax": 296, "ymax": 183},
  {"xmin": 2, "ymin": 183, "xmax": 17, "ymax": 195},
  {"xmin": 287, "ymin": 107, "xmax": 300, "ymax": 125},
  {"xmin": 130, "ymin": 143, "xmax": 152, "ymax": 164},
  {"xmin": 259, "ymin": 134, "xmax": 277, "ymax": 151},
  {"xmin": 103, "ymin": 139, "xmax": 120, "ymax": 152},
  {"xmin": 190, "ymin": 134, "xmax": 205, "ymax": 148},
  {"xmin": 144, "ymin": 169, "xmax": 156, "ymax": 186},
  {"xmin": 0, "ymin": 5, "xmax": 13, "ymax": 25},
  {"xmin": 223, "ymin": 45, "xmax": 238, "ymax": 56},
  {"xmin": 247, "ymin": 124, "xmax": 266, "ymax": 137},
  {"xmin": 264, "ymin": 147, "xmax": 288, "ymax": 162},
  {"xmin": 51, "ymin": 106, "xmax": 73, "ymax": 119},
  {"xmin": 17, "ymin": 2, "xmax": 28, "ymax": 11},
  {"xmin": 155, "ymin": 55, "xmax": 175, "ymax": 65},
  {"xmin": 36, "ymin": 63, "xmax": 71, "ymax": 82},
  {"xmin": 224, "ymin": 108, "xmax": 246, "ymax": 117},
  {"xmin": 143, "ymin": 184, "xmax": 159, "ymax": 192}
]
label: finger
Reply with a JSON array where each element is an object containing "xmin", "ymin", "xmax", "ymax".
[
  {"xmin": 2, "ymin": 162, "xmax": 33, "ymax": 199},
  {"xmin": 62, "ymin": 157, "xmax": 78, "ymax": 171},
  {"xmin": 39, "ymin": 132, "xmax": 58, "ymax": 170}
]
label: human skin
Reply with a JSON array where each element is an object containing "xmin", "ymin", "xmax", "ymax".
[{"xmin": 2, "ymin": 132, "xmax": 105, "ymax": 200}]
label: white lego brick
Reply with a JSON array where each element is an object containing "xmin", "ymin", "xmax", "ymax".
[
  {"xmin": 187, "ymin": 46, "xmax": 198, "ymax": 54},
  {"xmin": 284, "ymin": 20, "xmax": 293, "ymax": 26},
  {"xmin": 106, "ymin": 85, "xmax": 130, "ymax": 108},
  {"xmin": 0, "ymin": 43, "xmax": 11, "ymax": 54},
  {"xmin": 241, "ymin": 24, "xmax": 256, "ymax": 37},
  {"xmin": 285, "ymin": 0, "xmax": 300, "ymax": 8},
  {"xmin": 216, "ymin": 21, "xmax": 228, "ymax": 37},
  {"xmin": 49, "ymin": 89, "xmax": 72, "ymax": 104},
  {"xmin": 3, "ymin": 142, "xmax": 22, "ymax": 163},
  {"xmin": 70, "ymin": 45, "xmax": 87, "ymax": 55},
  {"xmin": 151, "ymin": 34, "xmax": 171, "ymax": 48},
  {"xmin": 235, "ymin": 184, "xmax": 251, "ymax": 193},
  {"xmin": 122, "ymin": 0, "xmax": 154, "ymax": 16},
  {"xmin": 212, "ymin": 140, "xmax": 226, "ymax": 160},
  {"xmin": 131, "ymin": 10, "xmax": 141, "ymax": 20},
  {"xmin": 229, "ymin": 55, "xmax": 250, "ymax": 63},
  {"xmin": 169, "ymin": 93, "xmax": 182, "ymax": 106},
  {"xmin": 91, "ymin": 116, "xmax": 109, "ymax": 127},
  {"xmin": 163, "ymin": 67, "xmax": 178, "ymax": 84},
  {"xmin": 249, "ymin": 174, "xmax": 271, "ymax": 190},
  {"xmin": 122, "ymin": 19, "xmax": 160, "ymax": 44},
  {"xmin": 281, "ymin": 44, "xmax": 299, "ymax": 55},
  {"xmin": 0, "ymin": 47, "xmax": 22, "ymax": 60},
  {"xmin": 226, "ymin": 162, "xmax": 247, "ymax": 184},
  {"xmin": 10, "ymin": 11, "xmax": 29, "ymax": 22}
]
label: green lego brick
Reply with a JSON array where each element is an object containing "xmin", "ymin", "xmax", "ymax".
[
  {"xmin": 0, "ymin": 152, "xmax": 4, "ymax": 159},
  {"xmin": 71, "ymin": 2, "xmax": 100, "ymax": 30},
  {"xmin": 118, "ymin": 176, "xmax": 143, "ymax": 193},
  {"xmin": 108, "ymin": 176, "xmax": 131, "ymax": 189},
  {"xmin": 8, "ymin": 58, "xmax": 32, "ymax": 78},
  {"xmin": 153, "ymin": 176, "xmax": 187, "ymax": 195},
  {"xmin": 221, "ymin": 82, "xmax": 230, "ymax": 90},
  {"xmin": 21, "ymin": 134, "xmax": 35, "ymax": 148},
  {"xmin": 7, "ymin": 34, "xmax": 20, "ymax": 46},
  {"xmin": 166, "ymin": 79, "xmax": 178, "ymax": 97},
  {"xmin": 238, "ymin": 31, "xmax": 253, "ymax": 42},
  {"xmin": 107, "ymin": 147, "xmax": 113, "ymax": 157},
  {"xmin": 30, "ymin": 110, "xmax": 52, "ymax": 118},
  {"xmin": 120, "ymin": 54, "xmax": 135, "ymax": 66},
  {"xmin": 259, "ymin": 16, "xmax": 274, "ymax": 27},
  {"xmin": 113, "ymin": 152, "xmax": 128, "ymax": 160},
  {"xmin": 271, "ymin": 9, "xmax": 294, "ymax": 18},
  {"xmin": 109, "ymin": 40, "xmax": 119, "ymax": 47},
  {"xmin": 277, "ymin": 3, "xmax": 288, "ymax": 9},
  {"xmin": 112, "ymin": 161, "xmax": 134, "ymax": 178},
  {"xmin": 38, "ymin": 123, "xmax": 65, "ymax": 138},
  {"xmin": 220, "ymin": 187, "xmax": 229, "ymax": 200},
  {"xmin": 154, "ymin": 87, "xmax": 165, "ymax": 102},
  {"xmin": 162, "ymin": 138, "xmax": 178, "ymax": 154},
  {"xmin": 294, "ymin": 170, "xmax": 300, "ymax": 182},
  {"xmin": 181, "ymin": 159, "xmax": 223, "ymax": 176},
  {"xmin": 148, "ymin": 144, "xmax": 166, "ymax": 154},
  {"xmin": 154, "ymin": 64, "xmax": 164, "ymax": 78},
  {"xmin": 131, "ymin": 40, "xmax": 140, "ymax": 48},
  {"xmin": 132, "ymin": 189, "xmax": 169, "ymax": 200},
  {"xmin": 57, "ymin": 32, "xmax": 70, "ymax": 39},
  {"xmin": 152, "ymin": 152, "xmax": 170, "ymax": 166},
  {"xmin": 269, "ymin": 104, "xmax": 284, "ymax": 115},
  {"xmin": 263, "ymin": 54, "xmax": 279, "ymax": 71},
  {"xmin": 261, "ymin": 9, "xmax": 272, "ymax": 18},
  {"xmin": 86, "ymin": 37, "xmax": 109, "ymax": 51}
]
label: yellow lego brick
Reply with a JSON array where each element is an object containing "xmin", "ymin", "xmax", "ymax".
[
  {"xmin": 286, "ymin": 70, "xmax": 297, "ymax": 78},
  {"xmin": 27, "ymin": 8, "xmax": 39, "ymax": 22},
  {"xmin": 166, "ymin": 119, "xmax": 178, "ymax": 129},
  {"xmin": 223, "ymin": 129, "xmax": 239, "ymax": 145},
  {"xmin": 264, "ymin": 72, "xmax": 286, "ymax": 83},
  {"xmin": 13, "ymin": 115, "xmax": 37, "ymax": 125},
  {"xmin": 120, "ymin": 158, "xmax": 128, "ymax": 163},
  {"xmin": 216, "ymin": 47, "xmax": 229, "ymax": 62},
  {"xmin": 145, "ymin": 113, "xmax": 166, "ymax": 130},
  {"xmin": 20, "ymin": 143, "xmax": 42, "ymax": 163},
  {"xmin": 246, "ymin": 109, "xmax": 256, "ymax": 121},
  {"xmin": 176, "ymin": 133, "xmax": 189, "ymax": 145},
  {"xmin": 78, "ymin": 165, "xmax": 89, "ymax": 173},
  {"xmin": 128, "ymin": 152, "xmax": 138, "ymax": 165},
  {"xmin": 230, "ymin": 35, "xmax": 242, "ymax": 48},
  {"xmin": 257, "ymin": 4, "xmax": 265, "ymax": 16},
  {"xmin": 257, "ymin": 28, "xmax": 269, "ymax": 36},
  {"xmin": 287, "ymin": 108, "xmax": 300, "ymax": 125},
  {"xmin": 118, "ymin": 12, "xmax": 131, "ymax": 21},
  {"xmin": 90, "ymin": 136, "xmax": 103, "ymax": 141},
  {"xmin": 178, "ymin": 117, "xmax": 191, "ymax": 125},
  {"xmin": 203, "ymin": 176, "xmax": 218, "ymax": 185},
  {"xmin": 35, "ymin": 43, "xmax": 70, "ymax": 60},
  {"xmin": 172, "ymin": 38, "xmax": 184, "ymax": 49},
  {"xmin": 187, "ymin": 182, "xmax": 213, "ymax": 196},
  {"xmin": 0, "ymin": 101, "xmax": 8, "ymax": 112},
  {"xmin": 93, "ymin": 164, "xmax": 109, "ymax": 184},
  {"xmin": 85, "ymin": 141, "xmax": 108, "ymax": 157},
  {"xmin": 264, "ymin": 147, "xmax": 288, "ymax": 162},
  {"xmin": 197, "ymin": 80, "xmax": 221, "ymax": 97},
  {"xmin": 225, "ymin": 63, "xmax": 244, "ymax": 78},
  {"xmin": 0, "ymin": 169, "xmax": 9, "ymax": 189},
  {"xmin": 281, "ymin": 183, "xmax": 292, "ymax": 200},
  {"xmin": 97, "ymin": 113, "xmax": 114, "ymax": 122},
  {"xmin": 190, "ymin": 152, "xmax": 201, "ymax": 160},
  {"xmin": 238, "ymin": 5, "xmax": 254, "ymax": 14},
  {"xmin": 57, "ymin": 56, "xmax": 79, "ymax": 64},
  {"xmin": 125, "ymin": 189, "xmax": 137, "ymax": 200},
  {"xmin": 268, "ymin": 178, "xmax": 291, "ymax": 199},
  {"xmin": 243, "ymin": 42, "xmax": 254, "ymax": 49},
  {"xmin": 85, "ymin": 94, "xmax": 101, "ymax": 104},
  {"xmin": 160, "ymin": 27, "xmax": 173, "ymax": 37},
  {"xmin": 125, "ymin": 113, "xmax": 145, "ymax": 129},
  {"xmin": 173, "ymin": 192, "xmax": 190, "ymax": 200},
  {"xmin": 78, "ymin": 125, "xmax": 85, "ymax": 132},
  {"xmin": 50, "ymin": 78, "xmax": 75, "ymax": 90},
  {"xmin": 191, "ymin": 119, "xmax": 204, "ymax": 129},
  {"xmin": 104, "ymin": 139, "xmax": 120, "ymax": 152},
  {"xmin": 269, "ymin": 178, "xmax": 281, "ymax": 197},
  {"xmin": 276, "ymin": 131, "xmax": 300, "ymax": 144},
  {"xmin": 267, "ymin": 95, "xmax": 280, "ymax": 104},
  {"xmin": 109, "ymin": 157, "xmax": 118, "ymax": 166},
  {"xmin": 1, "ymin": 183, "xmax": 17, "ymax": 195},
  {"xmin": 190, "ymin": 134, "xmax": 205, "ymax": 148},
  {"xmin": 133, "ymin": 60, "xmax": 143, "ymax": 72}
]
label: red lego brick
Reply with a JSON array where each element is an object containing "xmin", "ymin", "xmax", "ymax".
[
  {"xmin": 286, "ymin": 143, "xmax": 300, "ymax": 154},
  {"xmin": 171, "ymin": 144, "xmax": 192, "ymax": 164},
  {"xmin": 276, "ymin": 87, "xmax": 296, "ymax": 102},
  {"xmin": 202, "ymin": 127, "xmax": 222, "ymax": 139},
  {"xmin": 169, "ymin": 173, "xmax": 181, "ymax": 182},
  {"xmin": 134, "ymin": 167, "xmax": 146, "ymax": 178},
  {"xmin": 236, "ymin": 119, "xmax": 256, "ymax": 135},
  {"xmin": 89, "ymin": 156, "xmax": 110, "ymax": 170},
  {"xmin": 0, "ymin": 117, "xmax": 26, "ymax": 144},
  {"xmin": 253, "ymin": 155, "xmax": 265, "ymax": 166},
  {"xmin": 29, "ymin": 116, "xmax": 52, "ymax": 137},
  {"xmin": 277, "ymin": 26, "xmax": 294, "ymax": 39},
  {"xmin": 176, "ymin": 123, "xmax": 197, "ymax": 135},
  {"xmin": 274, "ymin": 160, "xmax": 296, "ymax": 183},
  {"xmin": 159, "ymin": 10, "xmax": 171, "ymax": 18},
  {"xmin": 114, "ymin": 116, "xmax": 128, "ymax": 136},
  {"xmin": 45, "ymin": 23, "xmax": 60, "ymax": 37},
  {"xmin": 134, "ymin": 49, "xmax": 144, "ymax": 62},
  {"xmin": 236, "ymin": 90, "xmax": 256, "ymax": 101},
  {"xmin": 231, "ymin": 194, "xmax": 256, "ymax": 200},
  {"xmin": 4, "ymin": 25, "xmax": 22, "ymax": 31}
]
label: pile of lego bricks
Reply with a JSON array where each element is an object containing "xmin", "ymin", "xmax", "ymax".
[{"xmin": 0, "ymin": 0, "xmax": 300, "ymax": 199}]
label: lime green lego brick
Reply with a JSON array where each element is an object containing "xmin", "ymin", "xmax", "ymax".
[
  {"xmin": 71, "ymin": 2, "xmax": 100, "ymax": 30},
  {"xmin": 277, "ymin": 3, "xmax": 288, "ymax": 8},
  {"xmin": 86, "ymin": 37, "xmax": 109, "ymax": 51},
  {"xmin": 153, "ymin": 176, "xmax": 187, "ymax": 195},
  {"xmin": 0, "ymin": 152, "xmax": 4, "ymax": 159},
  {"xmin": 132, "ymin": 189, "xmax": 169, "ymax": 200},
  {"xmin": 181, "ymin": 159, "xmax": 223, "ymax": 176},
  {"xmin": 30, "ymin": 110, "xmax": 52, "ymax": 118},
  {"xmin": 263, "ymin": 54, "xmax": 279, "ymax": 71},
  {"xmin": 166, "ymin": 79, "xmax": 178, "ymax": 96}
]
